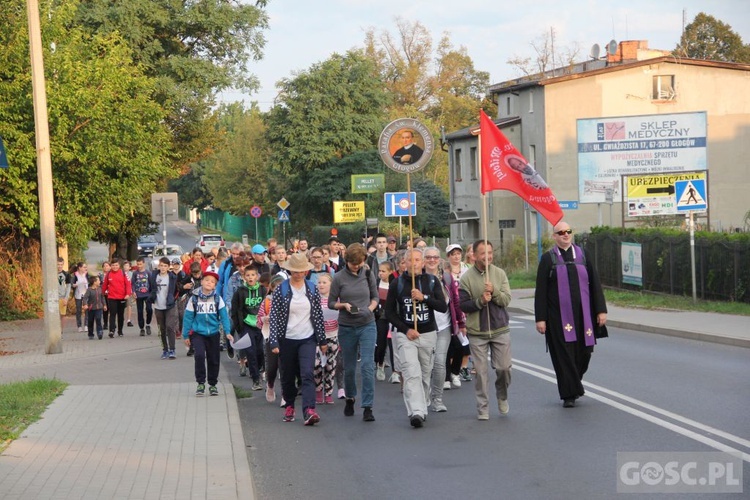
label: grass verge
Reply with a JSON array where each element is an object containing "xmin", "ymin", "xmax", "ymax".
[{"xmin": 0, "ymin": 378, "xmax": 68, "ymax": 452}]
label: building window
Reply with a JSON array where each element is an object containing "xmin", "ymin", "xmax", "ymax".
[
  {"xmin": 528, "ymin": 145, "xmax": 536, "ymax": 165},
  {"xmin": 470, "ymin": 147, "xmax": 477, "ymax": 180},
  {"xmin": 454, "ymin": 148, "xmax": 462, "ymax": 182},
  {"xmin": 652, "ymin": 75, "xmax": 676, "ymax": 100},
  {"xmin": 529, "ymin": 91, "xmax": 534, "ymax": 113},
  {"xmin": 506, "ymin": 96, "xmax": 511, "ymax": 115}
]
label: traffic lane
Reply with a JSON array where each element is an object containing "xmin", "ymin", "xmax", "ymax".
[
  {"xmin": 509, "ymin": 314, "xmax": 750, "ymax": 440},
  {"xmin": 226, "ymin": 351, "xmax": 749, "ymax": 498}
]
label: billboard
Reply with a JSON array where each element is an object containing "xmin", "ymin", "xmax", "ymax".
[
  {"xmin": 577, "ymin": 112, "xmax": 707, "ymax": 203},
  {"xmin": 626, "ymin": 171, "xmax": 706, "ymax": 217}
]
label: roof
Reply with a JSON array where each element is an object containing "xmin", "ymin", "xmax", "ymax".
[{"xmin": 444, "ymin": 116, "xmax": 521, "ymax": 141}]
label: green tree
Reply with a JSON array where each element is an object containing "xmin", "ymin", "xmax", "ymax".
[
  {"xmin": 675, "ymin": 12, "xmax": 750, "ymax": 63},
  {"xmin": 203, "ymin": 104, "xmax": 271, "ymax": 215}
]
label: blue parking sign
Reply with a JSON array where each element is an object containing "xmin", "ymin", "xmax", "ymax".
[{"xmin": 384, "ymin": 192, "xmax": 416, "ymax": 217}]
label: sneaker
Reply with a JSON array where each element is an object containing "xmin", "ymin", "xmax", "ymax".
[
  {"xmin": 196, "ymin": 384, "xmax": 205, "ymax": 396},
  {"xmin": 127, "ymin": 321, "xmax": 134, "ymax": 327},
  {"xmin": 498, "ymin": 399, "xmax": 509, "ymax": 415},
  {"xmin": 139, "ymin": 329, "xmax": 145, "ymax": 336},
  {"xmin": 431, "ymin": 400, "xmax": 448, "ymax": 413},
  {"xmin": 280, "ymin": 398, "xmax": 286, "ymax": 408},
  {"xmin": 443, "ymin": 380, "xmax": 451, "ymax": 390},
  {"xmin": 363, "ymin": 407, "xmax": 375, "ymax": 422},
  {"xmin": 563, "ymin": 398, "xmax": 575, "ymax": 408},
  {"xmin": 78, "ymin": 326, "xmax": 84, "ymax": 332},
  {"xmin": 209, "ymin": 385, "xmax": 219, "ymax": 396},
  {"xmin": 168, "ymin": 350, "xmax": 176, "ymax": 359},
  {"xmin": 219, "ymin": 342, "xmax": 225, "ymax": 352},
  {"xmin": 304, "ymin": 408, "xmax": 320, "ymax": 426},
  {"xmin": 265, "ymin": 385, "xmax": 275, "ymax": 403},
  {"xmin": 477, "ymin": 413, "xmax": 489, "ymax": 421},
  {"xmin": 283, "ymin": 406, "xmax": 295, "ymax": 422},
  {"xmin": 325, "ymin": 395, "xmax": 334, "ymax": 405},
  {"xmin": 389, "ymin": 372, "xmax": 401, "ymax": 384},
  {"xmin": 315, "ymin": 390, "xmax": 324, "ymax": 404},
  {"xmin": 226, "ymin": 345, "xmax": 235, "ymax": 359},
  {"xmin": 109, "ymin": 331, "xmax": 115, "ymax": 338},
  {"xmin": 252, "ymin": 380, "xmax": 263, "ymax": 391},
  {"xmin": 97, "ymin": 333, "xmax": 103, "ymax": 340},
  {"xmin": 146, "ymin": 325, "xmax": 152, "ymax": 335},
  {"xmin": 88, "ymin": 334, "xmax": 94, "ymax": 339},
  {"xmin": 337, "ymin": 388, "xmax": 346, "ymax": 399},
  {"xmin": 161, "ymin": 351, "xmax": 168, "ymax": 360},
  {"xmin": 376, "ymin": 365, "xmax": 386, "ymax": 381},
  {"xmin": 118, "ymin": 332, "xmax": 123, "ymax": 337},
  {"xmin": 239, "ymin": 364, "xmax": 247, "ymax": 377},
  {"xmin": 460, "ymin": 367, "xmax": 472, "ymax": 381},
  {"xmin": 410, "ymin": 415, "xmax": 424, "ymax": 428},
  {"xmin": 344, "ymin": 398, "xmax": 355, "ymax": 417},
  {"xmin": 450, "ymin": 374, "xmax": 462, "ymax": 389},
  {"xmin": 186, "ymin": 347, "xmax": 194, "ymax": 357}
]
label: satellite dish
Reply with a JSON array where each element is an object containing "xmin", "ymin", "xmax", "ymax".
[
  {"xmin": 590, "ymin": 43, "xmax": 601, "ymax": 60},
  {"xmin": 608, "ymin": 39, "xmax": 618, "ymax": 56}
]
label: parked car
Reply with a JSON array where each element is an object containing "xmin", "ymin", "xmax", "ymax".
[
  {"xmin": 137, "ymin": 235, "xmax": 160, "ymax": 256},
  {"xmin": 150, "ymin": 244, "xmax": 185, "ymax": 270},
  {"xmin": 196, "ymin": 234, "xmax": 225, "ymax": 254}
]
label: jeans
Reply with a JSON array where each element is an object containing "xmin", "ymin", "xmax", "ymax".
[
  {"xmin": 135, "ymin": 297, "xmax": 153, "ymax": 329},
  {"xmin": 429, "ymin": 327, "xmax": 451, "ymax": 404},
  {"xmin": 87, "ymin": 309, "xmax": 103, "ymax": 337},
  {"xmin": 338, "ymin": 322, "xmax": 376, "ymax": 408},
  {"xmin": 75, "ymin": 298, "xmax": 87, "ymax": 328},
  {"xmin": 279, "ymin": 336, "xmax": 317, "ymax": 411},
  {"xmin": 396, "ymin": 330, "xmax": 436, "ymax": 419},
  {"xmin": 468, "ymin": 332, "xmax": 512, "ymax": 417},
  {"xmin": 192, "ymin": 333, "xmax": 221, "ymax": 386}
]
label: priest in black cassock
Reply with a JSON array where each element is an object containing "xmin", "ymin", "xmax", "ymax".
[{"xmin": 534, "ymin": 221, "xmax": 607, "ymax": 408}]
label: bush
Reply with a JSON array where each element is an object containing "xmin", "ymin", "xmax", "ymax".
[{"xmin": 0, "ymin": 232, "xmax": 43, "ymax": 320}]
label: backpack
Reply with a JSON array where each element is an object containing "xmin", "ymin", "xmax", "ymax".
[
  {"xmin": 395, "ymin": 272, "xmax": 437, "ymax": 297},
  {"xmin": 278, "ymin": 279, "xmax": 317, "ymax": 298},
  {"xmin": 191, "ymin": 293, "xmax": 221, "ymax": 319}
]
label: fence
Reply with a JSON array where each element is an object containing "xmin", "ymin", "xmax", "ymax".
[
  {"xmin": 581, "ymin": 230, "xmax": 750, "ymax": 303},
  {"xmin": 188, "ymin": 207, "xmax": 274, "ymax": 244}
]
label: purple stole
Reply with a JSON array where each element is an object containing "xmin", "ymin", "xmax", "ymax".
[{"xmin": 553, "ymin": 245, "xmax": 595, "ymax": 347}]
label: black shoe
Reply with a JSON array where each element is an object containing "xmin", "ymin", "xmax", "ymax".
[
  {"xmin": 410, "ymin": 415, "xmax": 424, "ymax": 428},
  {"xmin": 563, "ymin": 398, "xmax": 576, "ymax": 408},
  {"xmin": 344, "ymin": 398, "xmax": 355, "ymax": 417},
  {"xmin": 127, "ymin": 321, "xmax": 134, "ymax": 327},
  {"xmin": 108, "ymin": 331, "xmax": 115, "ymax": 338},
  {"xmin": 88, "ymin": 335, "xmax": 94, "ymax": 339},
  {"xmin": 226, "ymin": 345, "xmax": 235, "ymax": 359},
  {"xmin": 97, "ymin": 334, "xmax": 103, "ymax": 340},
  {"xmin": 140, "ymin": 329, "xmax": 145, "ymax": 336},
  {"xmin": 363, "ymin": 407, "xmax": 375, "ymax": 422},
  {"xmin": 118, "ymin": 332, "xmax": 123, "ymax": 337},
  {"xmin": 146, "ymin": 325, "xmax": 152, "ymax": 335},
  {"xmin": 186, "ymin": 347, "xmax": 194, "ymax": 357}
]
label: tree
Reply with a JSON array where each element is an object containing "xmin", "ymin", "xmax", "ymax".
[
  {"xmin": 675, "ymin": 13, "xmax": 750, "ymax": 63},
  {"xmin": 506, "ymin": 27, "xmax": 581, "ymax": 77},
  {"xmin": 202, "ymin": 104, "xmax": 271, "ymax": 215}
]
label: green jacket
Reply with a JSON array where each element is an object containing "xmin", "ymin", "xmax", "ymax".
[{"xmin": 458, "ymin": 264, "xmax": 512, "ymax": 335}]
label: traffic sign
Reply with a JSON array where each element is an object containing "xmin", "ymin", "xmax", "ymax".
[
  {"xmin": 626, "ymin": 171, "xmax": 705, "ymax": 217},
  {"xmin": 558, "ymin": 201, "xmax": 579, "ymax": 210},
  {"xmin": 277, "ymin": 197, "xmax": 290, "ymax": 211},
  {"xmin": 384, "ymin": 192, "xmax": 416, "ymax": 217},
  {"xmin": 278, "ymin": 210, "xmax": 290, "ymax": 222},
  {"xmin": 675, "ymin": 179, "xmax": 707, "ymax": 212},
  {"xmin": 250, "ymin": 205, "xmax": 262, "ymax": 218}
]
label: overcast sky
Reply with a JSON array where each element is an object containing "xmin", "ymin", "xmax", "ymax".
[{"xmin": 218, "ymin": 0, "xmax": 750, "ymax": 110}]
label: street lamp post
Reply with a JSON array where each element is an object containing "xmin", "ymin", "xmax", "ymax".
[{"xmin": 27, "ymin": 0, "xmax": 62, "ymax": 353}]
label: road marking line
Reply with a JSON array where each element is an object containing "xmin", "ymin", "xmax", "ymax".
[{"xmin": 513, "ymin": 358, "xmax": 750, "ymax": 463}]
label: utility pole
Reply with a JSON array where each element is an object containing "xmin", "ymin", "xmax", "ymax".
[{"xmin": 27, "ymin": 0, "xmax": 62, "ymax": 353}]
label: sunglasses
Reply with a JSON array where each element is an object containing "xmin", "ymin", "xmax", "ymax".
[{"xmin": 555, "ymin": 229, "xmax": 573, "ymax": 236}]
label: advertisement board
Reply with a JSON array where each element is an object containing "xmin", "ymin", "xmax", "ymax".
[
  {"xmin": 577, "ymin": 112, "xmax": 707, "ymax": 203},
  {"xmin": 626, "ymin": 171, "xmax": 706, "ymax": 217}
]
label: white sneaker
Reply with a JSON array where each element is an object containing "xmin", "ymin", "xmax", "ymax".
[
  {"xmin": 390, "ymin": 372, "xmax": 401, "ymax": 384},
  {"xmin": 498, "ymin": 399, "xmax": 509, "ymax": 415},
  {"xmin": 376, "ymin": 365, "xmax": 386, "ymax": 381},
  {"xmin": 443, "ymin": 380, "xmax": 451, "ymax": 390},
  {"xmin": 450, "ymin": 374, "xmax": 462, "ymax": 388},
  {"xmin": 78, "ymin": 326, "xmax": 84, "ymax": 332},
  {"xmin": 337, "ymin": 388, "xmax": 346, "ymax": 399}
]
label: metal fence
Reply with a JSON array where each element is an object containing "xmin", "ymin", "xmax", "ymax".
[
  {"xmin": 194, "ymin": 208, "xmax": 274, "ymax": 244},
  {"xmin": 581, "ymin": 231, "xmax": 750, "ymax": 303}
]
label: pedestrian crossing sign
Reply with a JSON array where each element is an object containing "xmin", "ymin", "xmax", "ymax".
[
  {"xmin": 278, "ymin": 210, "xmax": 290, "ymax": 222},
  {"xmin": 675, "ymin": 179, "xmax": 707, "ymax": 212}
]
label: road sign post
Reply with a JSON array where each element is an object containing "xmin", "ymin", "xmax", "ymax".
[
  {"xmin": 151, "ymin": 192, "xmax": 178, "ymax": 248},
  {"xmin": 250, "ymin": 205, "xmax": 262, "ymax": 242},
  {"xmin": 277, "ymin": 198, "xmax": 290, "ymax": 246}
]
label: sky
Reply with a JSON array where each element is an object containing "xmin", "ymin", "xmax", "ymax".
[{"xmin": 218, "ymin": 0, "xmax": 750, "ymax": 110}]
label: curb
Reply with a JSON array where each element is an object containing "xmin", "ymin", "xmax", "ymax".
[{"xmin": 222, "ymin": 379, "xmax": 256, "ymax": 500}]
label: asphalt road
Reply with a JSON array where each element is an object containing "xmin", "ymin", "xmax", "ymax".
[{"xmin": 225, "ymin": 316, "xmax": 750, "ymax": 499}]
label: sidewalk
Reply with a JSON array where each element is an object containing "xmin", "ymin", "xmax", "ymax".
[
  {"xmin": 0, "ymin": 323, "xmax": 253, "ymax": 500},
  {"xmin": 509, "ymin": 288, "xmax": 750, "ymax": 348}
]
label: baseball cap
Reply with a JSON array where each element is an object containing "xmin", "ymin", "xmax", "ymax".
[
  {"xmin": 387, "ymin": 236, "xmax": 397, "ymax": 243},
  {"xmin": 445, "ymin": 244, "xmax": 463, "ymax": 255},
  {"xmin": 171, "ymin": 258, "xmax": 182, "ymax": 265},
  {"xmin": 203, "ymin": 271, "xmax": 220, "ymax": 282},
  {"xmin": 251, "ymin": 244, "xmax": 266, "ymax": 254}
]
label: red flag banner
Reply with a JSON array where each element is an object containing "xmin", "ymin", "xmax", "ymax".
[{"xmin": 479, "ymin": 110, "xmax": 563, "ymax": 225}]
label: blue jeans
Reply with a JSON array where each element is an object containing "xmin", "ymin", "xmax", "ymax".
[{"xmin": 338, "ymin": 322, "xmax": 376, "ymax": 408}]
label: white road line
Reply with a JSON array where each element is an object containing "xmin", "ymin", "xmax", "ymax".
[
  {"xmin": 513, "ymin": 358, "xmax": 750, "ymax": 463},
  {"xmin": 513, "ymin": 314, "xmax": 537, "ymax": 321}
]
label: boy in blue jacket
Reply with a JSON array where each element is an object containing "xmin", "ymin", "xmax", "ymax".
[{"xmin": 182, "ymin": 271, "xmax": 232, "ymax": 396}]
